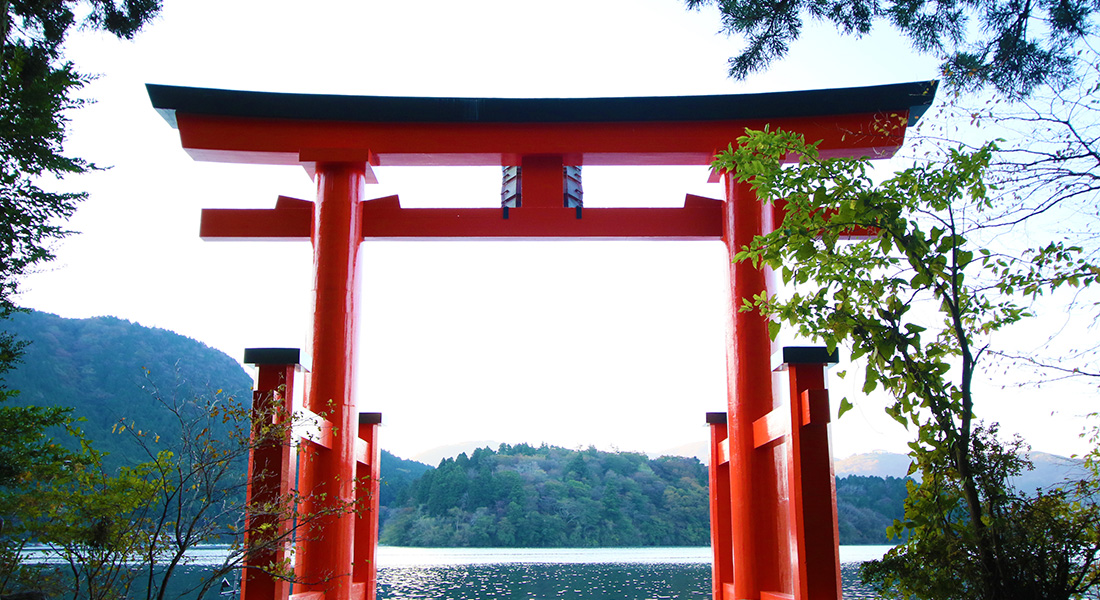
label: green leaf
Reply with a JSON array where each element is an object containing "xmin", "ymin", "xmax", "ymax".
[
  {"xmin": 838, "ymin": 398, "xmax": 854, "ymax": 418},
  {"xmin": 862, "ymin": 377, "xmax": 877, "ymax": 394}
]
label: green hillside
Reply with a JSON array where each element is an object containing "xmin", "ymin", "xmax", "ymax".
[
  {"xmin": 379, "ymin": 449, "xmax": 434, "ymax": 506},
  {"xmin": 836, "ymin": 475, "xmax": 910, "ymax": 544},
  {"xmin": 2, "ymin": 310, "xmax": 253, "ymax": 466}
]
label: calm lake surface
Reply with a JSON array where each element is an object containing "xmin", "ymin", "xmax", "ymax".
[
  {"xmin": 24, "ymin": 545, "xmax": 893, "ymax": 599},
  {"xmin": 371, "ymin": 546, "xmax": 892, "ymax": 600}
]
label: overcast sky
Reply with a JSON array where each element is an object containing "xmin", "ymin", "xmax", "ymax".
[{"xmin": 16, "ymin": 0, "xmax": 1094, "ymax": 463}]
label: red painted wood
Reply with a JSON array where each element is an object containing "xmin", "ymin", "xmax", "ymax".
[
  {"xmin": 708, "ymin": 415, "xmax": 734, "ymax": 600},
  {"xmin": 294, "ymin": 163, "xmax": 367, "ymax": 600},
  {"xmin": 717, "ymin": 438, "xmax": 729, "ymax": 465},
  {"xmin": 242, "ymin": 363, "xmax": 296, "ymax": 600},
  {"xmin": 200, "ymin": 194, "xmax": 724, "ymax": 241},
  {"xmin": 360, "ymin": 194, "xmax": 724, "ymax": 240},
  {"xmin": 753, "ymin": 405, "xmax": 791, "ymax": 448},
  {"xmin": 354, "ymin": 415, "xmax": 382, "ymax": 600},
  {"xmin": 786, "ymin": 366, "xmax": 842, "ymax": 600},
  {"xmin": 173, "ymin": 113, "xmax": 908, "ymax": 166},
  {"xmin": 801, "ymin": 389, "xmax": 830, "ymax": 426},
  {"xmin": 200, "ymin": 207, "xmax": 312, "ymax": 241},
  {"xmin": 785, "ymin": 368, "xmax": 810, "ymax": 600},
  {"xmin": 159, "ymin": 83, "xmax": 924, "ymax": 600},
  {"xmin": 520, "ymin": 155, "xmax": 565, "ymax": 208},
  {"xmin": 723, "ymin": 177, "xmax": 787, "ymax": 599}
]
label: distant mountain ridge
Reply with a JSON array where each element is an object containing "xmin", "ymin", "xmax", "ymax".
[
  {"xmin": 834, "ymin": 449, "xmax": 1085, "ymax": 491},
  {"xmin": 3, "ymin": 310, "xmax": 254, "ymax": 466},
  {"xmin": 835, "ymin": 451, "xmax": 916, "ymax": 479},
  {"xmin": 416, "ymin": 441, "xmax": 1084, "ymax": 491}
]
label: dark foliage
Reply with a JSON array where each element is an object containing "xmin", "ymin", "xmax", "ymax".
[
  {"xmin": 862, "ymin": 427, "xmax": 1100, "ymax": 600},
  {"xmin": 0, "ymin": 0, "xmax": 161, "ymax": 319},
  {"xmin": 0, "ymin": 9, "xmax": 161, "ymax": 592},
  {"xmin": 683, "ymin": 0, "xmax": 1098, "ymax": 97}
]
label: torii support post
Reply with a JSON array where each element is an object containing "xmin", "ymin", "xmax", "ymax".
[
  {"xmin": 293, "ymin": 161, "xmax": 368, "ymax": 600},
  {"xmin": 707, "ymin": 346, "xmax": 840, "ymax": 600},
  {"xmin": 773, "ymin": 347, "xmax": 841, "ymax": 600},
  {"xmin": 354, "ymin": 413, "xmax": 383, "ymax": 600},
  {"xmin": 242, "ymin": 348, "xmax": 302, "ymax": 600},
  {"xmin": 241, "ymin": 347, "xmax": 382, "ymax": 600},
  {"xmin": 722, "ymin": 175, "xmax": 785, "ymax": 600},
  {"xmin": 706, "ymin": 412, "xmax": 734, "ymax": 600}
]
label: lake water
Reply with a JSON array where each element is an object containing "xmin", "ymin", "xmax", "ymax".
[
  {"xmin": 23, "ymin": 545, "xmax": 893, "ymax": 599},
  {"xmin": 374, "ymin": 546, "xmax": 891, "ymax": 600}
]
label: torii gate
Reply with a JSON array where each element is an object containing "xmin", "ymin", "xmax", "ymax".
[{"xmin": 148, "ymin": 80, "xmax": 936, "ymax": 600}]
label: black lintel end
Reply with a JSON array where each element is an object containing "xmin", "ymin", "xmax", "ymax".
[
  {"xmin": 244, "ymin": 347, "xmax": 302, "ymax": 366},
  {"xmin": 771, "ymin": 346, "xmax": 840, "ymax": 370}
]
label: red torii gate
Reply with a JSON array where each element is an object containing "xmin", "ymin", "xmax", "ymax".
[{"xmin": 148, "ymin": 80, "xmax": 935, "ymax": 600}]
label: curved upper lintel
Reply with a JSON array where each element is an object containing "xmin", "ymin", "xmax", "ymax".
[{"xmin": 149, "ymin": 81, "xmax": 939, "ymax": 167}]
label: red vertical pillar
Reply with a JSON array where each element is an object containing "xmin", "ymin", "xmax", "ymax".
[
  {"xmin": 355, "ymin": 413, "xmax": 383, "ymax": 600},
  {"xmin": 706, "ymin": 412, "xmax": 734, "ymax": 600},
  {"xmin": 722, "ymin": 176, "xmax": 783, "ymax": 599},
  {"xmin": 776, "ymin": 347, "xmax": 841, "ymax": 600},
  {"xmin": 296, "ymin": 162, "xmax": 367, "ymax": 600},
  {"xmin": 242, "ymin": 349, "xmax": 300, "ymax": 600}
]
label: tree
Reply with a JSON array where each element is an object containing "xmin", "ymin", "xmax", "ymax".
[
  {"xmin": 684, "ymin": 0, "xmax": 1100, "ymax": 381},
  {"xmin": 715, "ymin": 127, "xmax": 1100, "ymax": 599},
  {"xmin": 13, "ymin": 447, "xmax": 162, "ymax": 600},
  {"xmin": 378, "ymin": 444, "xmax": 710, "ymax": 548},
  {"xmin": 0, "ymin": 0, "xmax": 161, "ymax": 319},
  {"xmin": 0, "ymin": 417, "xmax": 94, "ymax": 599},
  {"xmin": 0, "ymin": 4, "xmax": 160, "ymax": 594},
  {"xmin": 922, "ymin": 48, "xmax": 1100, "ymax": 380},
  {"xmin": 110, "ymin": 377, "xmax": 360, "ymax": 600},
  {"xmin": 862, "ymin": 425, "xmax": 1100, "ymax": 600},
  {"xmin": 682, "ymin": 0, "xmax": 1098, "ymax": 98},
  {"xmin": 0, "ymin": 0, "xmax": 163, "ymax": 444}
]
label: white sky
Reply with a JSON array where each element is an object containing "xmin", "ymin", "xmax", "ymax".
[{"xmin": 16, "ymin": 0, "xmax": 1095, "ymax": 463}]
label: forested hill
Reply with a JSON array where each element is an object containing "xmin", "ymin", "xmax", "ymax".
[
  {"xmin": 836, "ymin": 475, "xmax": 910, "ymax": 544},
  {"xmin": 2, "ymin": 310, "xmax": 253, "ymax": 466},
  {"xmin": 379, "ymin": 443, "xmax": 911, "ymax": 547},
  {"xmin": 380, "ymin": 444, "xmax": 712, "ymax": 547}
]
